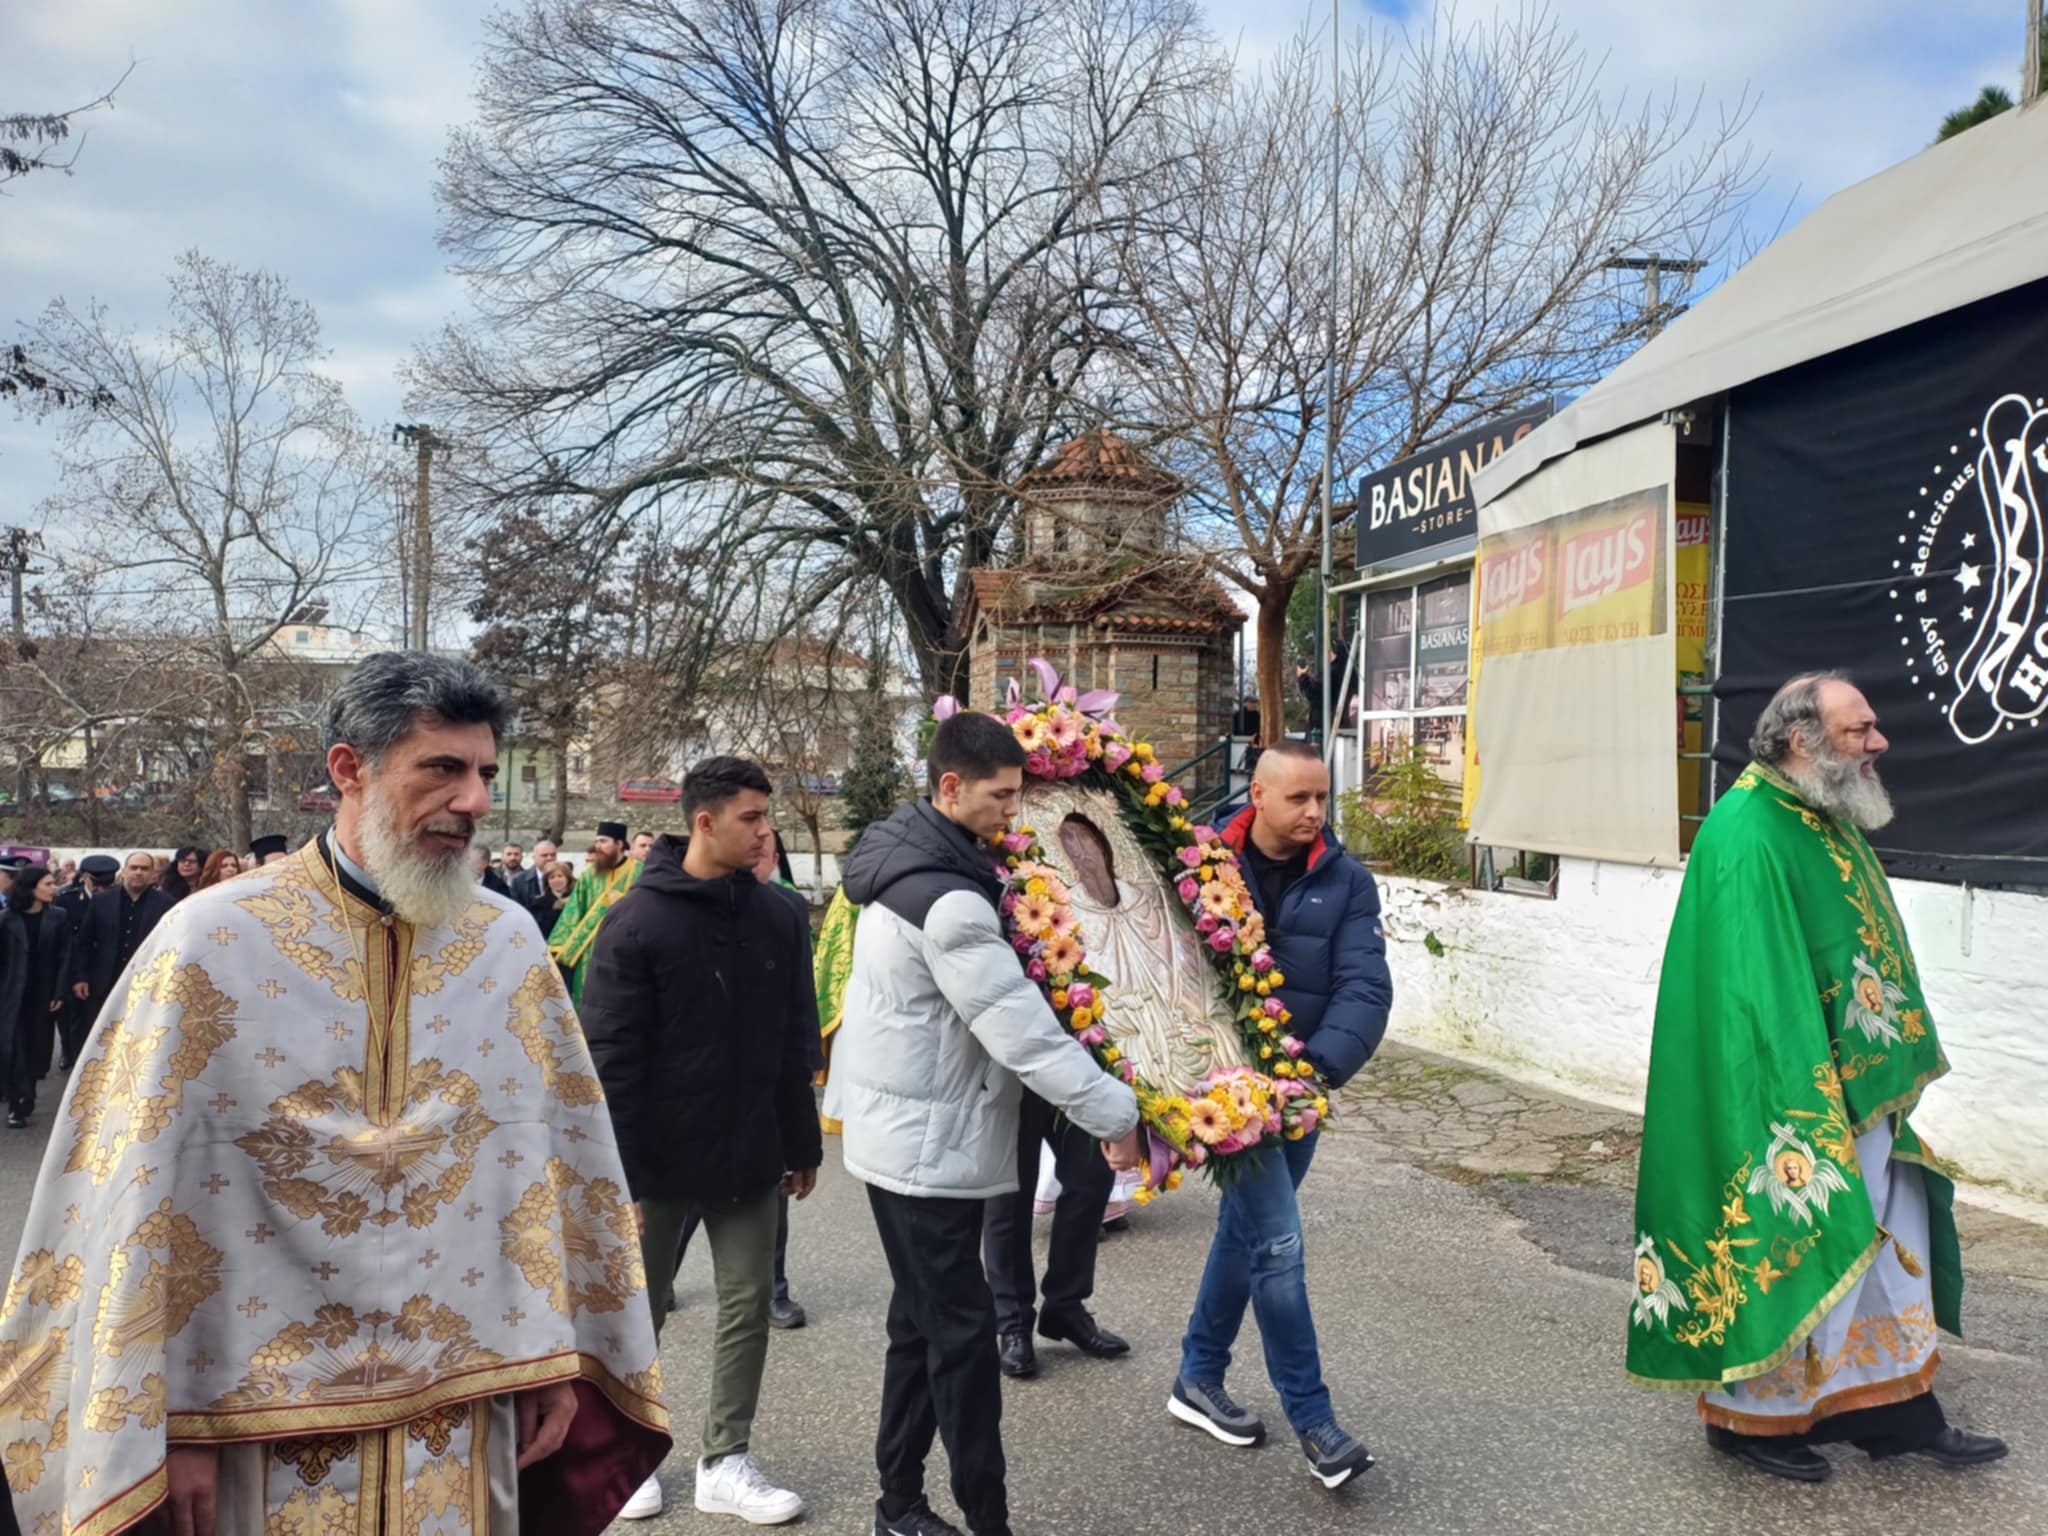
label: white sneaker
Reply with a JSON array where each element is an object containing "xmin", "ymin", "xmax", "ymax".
[
  {"xmin": 694, "ymin": 1453, "xmax": 804, "ymax": 1525},
  {"xmin": 617, "ymin": 1472, "xmax": 663, "ymax": 1520}
]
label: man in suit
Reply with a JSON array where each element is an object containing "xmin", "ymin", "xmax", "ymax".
[
  {"xmin": 68, "ymin": 851, "xmax": 174, "ymax": 1026},
  {"xmin": 507, "ymin": 841, "xmax": 545, "ymax": 906},
  {"xmin": 50, "ymin": 855, "xmax": 114, "ymax": 1068}
]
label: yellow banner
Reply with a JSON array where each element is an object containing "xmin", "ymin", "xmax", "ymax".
[{"xmin": 1675, "ymin": 503, "xmax": 1710, "ymax": 848}]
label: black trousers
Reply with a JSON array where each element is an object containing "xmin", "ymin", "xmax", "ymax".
[
  {"xmin": 1710, "ymin": 1390, "xmax": 1947, "ymax": 1458},
  {"xmin": 981, "ymin": 1090, "xmax": 1112, "ymax": 1335},
  {"xmin": 679, "ymin": 1192, "xmax": 793, "ymax": 1300},
  {"xmin": 868, "ymin": 1185, "xmax": 1009, "ymax": 1536}
]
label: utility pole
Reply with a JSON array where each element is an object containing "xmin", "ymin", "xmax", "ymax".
[
  {"xmin": 2027, "ymin": 0, "xmax": 2043, "ymax": 106},
  {"xmin": 1604, "ymin": 254, "xmax": 1709, "ymax": 339},
  {"xmin": 3, "ymin": 526, "xmax": 44, "ymax": 804},
  {"xmin": 1319, "ymin": 0, "xmax": 1341, "ymax": 763},
  {"xmin": 392, "ymin": 423, "xmax": 443, "ymax": 650}
]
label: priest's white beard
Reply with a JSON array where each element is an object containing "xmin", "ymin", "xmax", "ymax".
[
  {"xmin": 1783, "ymin": 740, "xmax": 1895, "ymax": 831},
  {"xmin": 357, "ymin": 780, "xmax": 479, "ymax": 930}
]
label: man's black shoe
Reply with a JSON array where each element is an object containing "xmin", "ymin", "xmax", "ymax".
[
  {"xmin": 769, "ymin": 1296, "xmax": 807, "ymax": 1330},
  {"xmin": 1298, "ymin": 1421, "xmax": 1375, "ymax": 1489},
  {"xmin": 873, "ymin": 1498, "xmax": 966, "ymax": 1536},
  {"xmin": 1167, "ymin": 1379, "xmax": 1266, "ymax": 1447},
  {"xmin": 997, "ymin": 1329, "xmax": 1037, "ymax": 1379},
  {"xmin": 4, "ymin": 1111, "xmax": 23, "ymax": 1130},
  {"xmin": 1911, "ymin": 1427, "xmax": 2009, "ymax": 1468},
  {"xmin": 1708, "ymin": 1427, "xmax": 1832, "ymax": 1483},
  {"xmin": 1037, "ymin": 1308, "xmax": 1129, "ymax": 1358},
  {"xmin": 1101, "ymin": 1215, "xmax": 1131, "ymax": 1234}
]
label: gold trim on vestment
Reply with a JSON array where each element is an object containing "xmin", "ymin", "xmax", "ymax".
[
  {"xmin": 1624, "ymin": 1237, "xmax": 1882, "ymax": 1393},
  {"xmin": 1846, "ymin": 1055, "xmax": 1950, "ymax": 1140},
  {"xmin": 66, "ymin": 1465, "xmax": 167, "ymax": 1536},
  {"xmin": 164, "ymin": 1351, "xmax": 665, "ymax": 1443},
  {"xmin": 1696, "ymin": 1349, "xmax": 1941, "ymax": 1435}
]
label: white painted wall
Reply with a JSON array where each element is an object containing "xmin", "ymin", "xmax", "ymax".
[{"xmin": 1377, "ymin": 860, "xmax": 2048, "ymax": 1205}]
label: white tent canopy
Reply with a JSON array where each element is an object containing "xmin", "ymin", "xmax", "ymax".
[{"xmin": 1475, "ymin": 98, "xmax": 2048, "ymax": 507}]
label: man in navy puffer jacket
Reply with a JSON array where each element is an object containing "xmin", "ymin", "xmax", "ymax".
[{"xmin": 1167, "ymin": 738, "xmax": 1392, "ymax": 1491}]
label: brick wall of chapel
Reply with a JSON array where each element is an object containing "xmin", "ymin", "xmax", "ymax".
[{"xmin": 969, "ymin": 617, "xmax": 1235, "ymax": 792}]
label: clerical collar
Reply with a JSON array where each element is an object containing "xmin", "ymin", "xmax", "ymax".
[{"xmin": 322, "ymin": 828, "xmax": 383, "ymax": 904}]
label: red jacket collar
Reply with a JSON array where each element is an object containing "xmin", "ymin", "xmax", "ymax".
[{"xmin": 1221, "ymin": 806, "xmax": 1331, "ymax": 872}]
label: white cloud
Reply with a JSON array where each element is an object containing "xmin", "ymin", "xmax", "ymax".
[{"xmin": 2, "ymin": 0, "xmax": 2034, "ymax": 524}]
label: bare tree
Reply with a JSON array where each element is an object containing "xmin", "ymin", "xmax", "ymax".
[
  {"xmin": 23, "ymin": 252, "xmax": 384, "ymax": 849},
  {"xmin": 418, "ymin": 0, "xmax": 1223, "ymax": 697},
  {"xmin": 1117, "ymin": 10, "xmax": 1755, "ymax": 739}
]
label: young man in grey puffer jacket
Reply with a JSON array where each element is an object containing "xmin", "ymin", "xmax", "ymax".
[{"xmin": 826, "ymin": 711, "xmax": 1140, "ymax": 1536}]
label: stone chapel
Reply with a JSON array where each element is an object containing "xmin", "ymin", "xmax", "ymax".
[{"xmin": 963, "ymin": 430, "xmax": 1241, "ymax": 790}]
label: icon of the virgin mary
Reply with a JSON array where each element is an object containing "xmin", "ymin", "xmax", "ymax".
[{"xmin": 1029, "ymin": 785, "xmax": 1249, "ymax": 1094}]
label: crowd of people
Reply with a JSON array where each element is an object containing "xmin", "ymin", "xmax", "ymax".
[{"xmin": 0, "ymin": 651, "xmax": 2014, "ymax": 1536}]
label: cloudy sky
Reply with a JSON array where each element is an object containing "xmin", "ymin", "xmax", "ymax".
[{"xmin": 0, "ymin": 0, "xmax": 2033, "ymax": 520}]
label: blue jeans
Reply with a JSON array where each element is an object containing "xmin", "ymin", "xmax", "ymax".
[{"xmin": 1178, "ymin": 1131, "xmax": 1332, "ymax": 1433}]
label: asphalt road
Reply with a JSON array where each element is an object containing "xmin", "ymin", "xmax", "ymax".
[{"xmin": 1, "ymin": 1075, "xmax": 2041, "ymax": 1536}]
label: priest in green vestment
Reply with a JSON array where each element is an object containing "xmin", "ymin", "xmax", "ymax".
[
  {"xmin": 549, "ymin": 819, "xmax": 642, "ymax": 1004},
  {"xmin": 1630, "ymin": 673, "xmax": 2007, "ymax": 1482}
]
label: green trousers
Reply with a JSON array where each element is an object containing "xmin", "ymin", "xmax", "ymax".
[{"xmin": 640, "ymin": 1185, "xmax": 781, "ymax": 1461}]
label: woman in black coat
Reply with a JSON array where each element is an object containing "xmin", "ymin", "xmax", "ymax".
[
  {"xmin": 2, "ymin": 866, "xmax": 70, "ymax": 1128},
  {"xmin": 159, "ymin": 845, "xmax": 205, "ymax": 903}
]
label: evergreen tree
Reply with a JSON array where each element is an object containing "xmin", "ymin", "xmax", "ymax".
[{"xmin": 840, "ymin": 652, "xmax": 907, "ymax": 847}]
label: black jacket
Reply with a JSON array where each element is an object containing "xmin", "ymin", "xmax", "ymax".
[
  {"xmin": 69, "ymin": 886, "xmax": 173, "ymax": 1004},
  {"xmin": 580, "ymin": 834, "xmax": 824, "ymax": 1203}
]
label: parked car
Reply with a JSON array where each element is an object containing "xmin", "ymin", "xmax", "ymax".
[
  {"xmin": 784, "ymin": 773, "xmax": 840, "ymax": 796},
  {"xmin": 298, "ymin": 786, "xmax": 340, "ymax": 813},
  {"xmin": 617, "ymin": 778, "xmax": 684, "ymax": 804}
]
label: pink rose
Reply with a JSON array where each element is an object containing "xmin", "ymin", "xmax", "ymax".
[
  {"xmin": 1012, "ymin": 933, "xmax": 1035, "ymax": 955},
  {"xmin": 1252, "ymin": 950, "xmax": 1275, "ymax": 973},
  {"xmin": 1000, "ymin": 891, "xmax": 1018, "ymax": 915},
  {"xmin": 1164, "ymin": 785, "xmax": 1185, "ymax": 806},
  {"xmin": 1025, "ymin": 959, "xmax": 1048, "ymax": 982},
  {"xmin": 1139, "ymin": 762, "xmax": 1164, "ymax": 783},
  {"xmin": 1077, "ymin": 1025, "xmax": 1107, "ymax": 1046},
  {"xmin": 1176, "ymin": 846, "xmax": 1204, "ymax": 868},
  {"xmin": 1066, "ymin": 983, "xmax": 1094, "ymax": 1010},
  {"xmin": 1281, "ymin": 1033, "xmax": 1305, "ymax": 1056},
  {"xmin": 1057, "ymin": 752, "xmax": 1088, "ymax": 778},
  {"xmin": 1178, "ymin": 877, "xmax": 1200, "ymax": 903},
  {"xmin": 1185, "ymin": 1142, "xmax": 1208, "ymax": 1166},
  {"xmin": 1297, "ymin": 1109, "xmax": 1320, "ymax": 1135},
  {"xmin": 1119, "ymin": 1061, "xmax": 1137, "ymax": 1083},
  {"xmin": 1214, "ymin": 1133, "xmax": 1244, "ymax": 1155},
  {"xmin": 1263, "ymin": 997, "xmax": 1285, "ymax": 1018},
  {"xmin": 1102, "ymin": 742, "xmax": 1133, "ymax": 772},
  {"xmin": 1005, "ymin": 707, "xmax": 1028, "ymax": 725},
  {"xmin": 1193, "ymin": 825, "xmax": 1219, "ymax": 842},
  {"xmin": 1003, "ymin": 832, "xmax": 1032, "ymax": 854},
  {"xmin": 1024, "ymin": 749, "xmax": 1054, "ymax": 777},
  {"xmin": 1195, "ymin": 912, "xmax": 1219, "ymax": 934},
  {"xmin": 1207, "ymin": 927, "xmax": 1236, "ymax": 953}
]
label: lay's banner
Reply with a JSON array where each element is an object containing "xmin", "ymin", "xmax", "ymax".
[{"xmin": 1462, "ymin": 485, "xmax": 1673, "ymax": 826}]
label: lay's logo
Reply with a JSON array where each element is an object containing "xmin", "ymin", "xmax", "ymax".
[
  {"xmin": 1479, "ymin": 541, "xmax": 1546, "ymax": 623},
  {"xmin": 1558, "ymin": 509, "xmax": 1656, "ymax": 617}
]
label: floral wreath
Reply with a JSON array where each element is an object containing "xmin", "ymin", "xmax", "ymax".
[{"xmin": 936, "ymin": 659, "xmax": 1330, "ymax": 1201}]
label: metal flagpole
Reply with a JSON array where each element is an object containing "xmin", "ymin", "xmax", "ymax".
[{"xmin": 1319, "ymin": 0, "xmax": 1341, "ymax": 764}]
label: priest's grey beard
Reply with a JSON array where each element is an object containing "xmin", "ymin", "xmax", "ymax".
[
  {"xmin": 358, "ymin": 779, "xmax": 478, "ymax": 930},
  {"xmin": 1783, "ymin": 736, "xmax": 1895, "ymax": 831}
]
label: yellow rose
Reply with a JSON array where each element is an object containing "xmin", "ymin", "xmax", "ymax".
[
  {"xmin": 1256, "ymin": 980, "xmax": 1271, "ymax": 996},
  {"xmin": 1170, "ymin": 815, "xmax": 1188, "ymax": 830},
  {"xmin": 1102, "ymin": 1047, "xmax": 1121, "ymax": 1065},
  {"xmin": 1052, "ymin": 989, "xmax": 1069, "ymax": 1009},
  {"xmin": 1135, "ymin": 743, "xmax": 1155, "ymax": 762},
  {"xmin": 1259, "ymin": 1045, "xmax": 1273, "ymax": 1060},
  {"xmin": 1125, "ymin": 761, "xmax": 1144, "ymax": 777},
  {"xmin": 1165, "ymin": 1169, "xmax": 1184, "ymax": 1191},
  {"xmin": 1272, "ymin": 1061, "xmax": 1294, "ymax": 1078},
  {"xmin": 1238, "ymin": 975, "xmax": 1255, "ymax": 991},
  {"xmin": 1198, "ymin": 865, "xmax": 1213, "ymax": 882},
  {"xmin": 1026, "ymin": 877, "xmax": 1048, "ymax": 895},
  {"xmin": 1259, "ymin": 1019, "xmax": 1278, "ymax": 1034},
  {"xmin": 1269, "ymin": 971, "xmax": 1286, "ymax": 986}
]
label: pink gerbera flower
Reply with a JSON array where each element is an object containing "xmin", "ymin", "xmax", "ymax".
[{"xmin": 1046, "ymin": 707, "xmax": 1082, "ymax": 749}]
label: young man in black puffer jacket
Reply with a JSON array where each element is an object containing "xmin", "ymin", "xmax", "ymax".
[{"xmin": 582, "ymin": 756, "xmax": 823, "ymax": 1527}]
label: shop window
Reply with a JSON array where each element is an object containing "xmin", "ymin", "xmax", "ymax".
[{"xmin": 1359, "ymin": 570, "xmax": 1469, "ymax": 787}]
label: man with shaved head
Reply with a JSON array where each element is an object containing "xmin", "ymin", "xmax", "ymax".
[
  {"xmin": 1167, "ymin": 738, "xmax": 1391, "ymax": 1491},
  {"xmin": 1630, "ymin": 672, "xmax": 2006, "ymax": 1481}
]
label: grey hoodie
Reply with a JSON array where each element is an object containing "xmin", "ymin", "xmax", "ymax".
[{"xmin": 824, "ymin": 801, "xmax": 1137, "ymax": 1199}]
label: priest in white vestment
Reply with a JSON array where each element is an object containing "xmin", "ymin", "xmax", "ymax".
[{"xmin": 0, "ymin": 653, "xmax": 668, "ymax": 1536}]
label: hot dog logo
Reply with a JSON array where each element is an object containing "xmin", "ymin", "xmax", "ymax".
[{"xmin": 1892, "ymin": 393, "xmax": 2048, "ymax": 746}]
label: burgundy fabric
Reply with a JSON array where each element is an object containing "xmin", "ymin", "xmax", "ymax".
[{"xmin": 518, "ymin": 1378, "xmax": 672, "ymax": 1536}]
